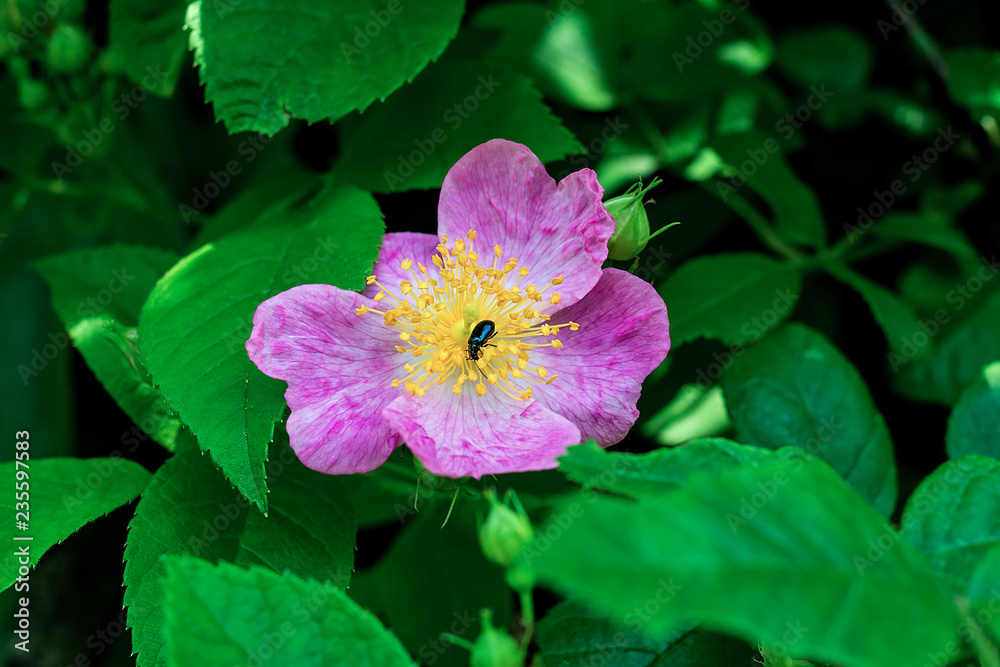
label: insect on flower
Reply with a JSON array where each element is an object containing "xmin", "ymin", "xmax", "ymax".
[
  {"xmin": 247, "ymin": 139, "xmax": 670, "ymax": 479},
  {"xmin": 466, "ymin": 320, "xmax": 498, "ymax": 362}
]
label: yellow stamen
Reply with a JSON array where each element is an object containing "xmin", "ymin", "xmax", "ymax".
[{"xmin": 356, "ymin": 230, "xmax": 581, "ymax": 400}]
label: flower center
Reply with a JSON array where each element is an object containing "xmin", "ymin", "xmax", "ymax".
[{"xmin": 356, "ymin": 230, "xmax": 579, "ymax": 400}]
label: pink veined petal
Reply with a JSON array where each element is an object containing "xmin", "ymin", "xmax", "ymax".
[
  {"xmin": 364, "ymin": 232, "xmax": 440, "ymax": 300},
  {"xmin": 246, "ymin": 284, "xmax": 406, "ymax": 474},
  {"xmin": 382, "ymin": 382, "xmax": 582, "ymax": 479},
  {"xmin": 529, "ymin": 268, "xmax": 670, "ymax": 445},
  {"xmin": 437, "ymin": 138, "xmax": 614, "ymax": 314}
]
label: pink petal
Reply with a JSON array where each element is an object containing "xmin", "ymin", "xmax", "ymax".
[
  {"xmin": 382, "ymin": 383, "xmax": 582, "ymax": 478},
  {"xmin": 529, "ymin": 268, "xmax": 670, "ymax": 445},
  {"xmin": 246, "ymin": 284, "xmax": 406, "ymax": 474},
  {"xmin": 438, "ymin": 139, "xmax": 614, "ymax": 314},
  {"xmin": 364, "ymin": 232, "xmax": 440, "ymax": 299}
]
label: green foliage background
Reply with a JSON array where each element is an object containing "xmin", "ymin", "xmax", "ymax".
[{"xmin": 2, "ymin": 0, "xmax": 1000, "ymax": 665}]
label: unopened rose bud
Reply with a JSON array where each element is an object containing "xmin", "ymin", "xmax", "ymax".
[
  {"xmin": 605, "ymin": 177, "xmax": 678, "ymax": 261},
  {"xmin": 470, "ymin": 609, "xmax": 522, "ymax": 667},
  {"xmin": 479, "ymin": 489, "xmax": 533, "ymax": 567}
]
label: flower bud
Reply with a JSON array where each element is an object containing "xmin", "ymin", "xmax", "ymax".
[
  {"xmin": 479, "ymin": 490, "xmax": 533, "ymax": 567},
  {"xmin": 48, "ymin": 24, "xmax": 92, "ymax": 73},
  {"xmin": 470, "ymin": 609, "xmax": 522, "ymax": 667},
  {"xmin": 605, "ymin": 177, "xmax": 677, "ymax": 261}
]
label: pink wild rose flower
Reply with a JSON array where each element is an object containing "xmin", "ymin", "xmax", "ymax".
[{"xmin": 246, "ymin": 139, "xmax": 670, "ymax": 478}]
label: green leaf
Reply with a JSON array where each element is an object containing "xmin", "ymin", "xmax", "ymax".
[
  {"xmin": 109, "ymin": 0, "xmax": 188, "ymax": 96},
  {"xmin": 124, "ymin": 445, "xmax": 356, "ymax": 667},
  {"xmin": 349, "ymin": 509, "xmax": 510, "ymax": 667},
  {"xmin": 185, "ymin": 0, "xmax": 465, "ymax": 135},
  {"xmin": 336, "ymin": 61, "xmax": 582, "ymax": 193},
  {"xmin": 163, "ymin": 556, "xmax": 413, "ymax": 667},
  {"xmin": 537, "ymin": 600, "xmax": 754, "ymax": 667},
  {"xmin": 947, "ymin": 361, "xmax": 1000, "ymax": 459},
  {"xmin": 558, "ymin": 439, "xmax": 788, "ymax": 498},
  {"xmin": 235, "ymin": 440, "xmax": 356, "ymax": 578},
  {"xmin": 776, "ymin": 25, "xmax": 871, "ymax": 92},
  {"xmin": 139, "ymin": 185, "xmax": 384, "ymax": 512},
  {"xmin": 657, "ymin": 253, "xmax": 801, "ymax": 346},
  {"xmin": 967, "ymin": 545, "xmax": 1000, "ymax": 641},
  {"xmin": 0, "ymin": 457, "xmax": 150, "ymax": 591},
  {"xmin": 36, "ymin": 245, "xmax": 182, "ymax": 450},
  {"xmin": 946, "ymin": 49, "xmax": 1000, "ymax": 117},
  {"xmin": 710, "ymin": 132, "xmax": 826, "ymax": 247},
  {"xmin": 825, "ymin": 264, "xmax": 926, "ymax": 360},
  {"xmin": 901, "ymin": 456, "xmax": 1000, "ymax": 595},
  {"xmin": 870, "ymin": 213, "xmax": 979, "ymax": 265},
  {"xmin": 533, "ymin": 458, "xmax": 959, "ymax": 667},
  {"xmin": 722, "ymin": 323, "xmax": 897, "ymax": 515},
  {"xmin": 896, "ymin": 288, "xmax": 1000, "ymax": 405}
]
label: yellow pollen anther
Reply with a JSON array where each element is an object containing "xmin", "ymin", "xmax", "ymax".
[{"xmin": 357, "ymin": 228, "xmax": 578, "ymax": 401}]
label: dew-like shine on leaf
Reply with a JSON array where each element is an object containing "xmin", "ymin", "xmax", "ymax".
[
  {"xmin": 186, "ymin": 0, "xmax": 465, "ymax": 135},
  {"xmin": 138, "ymin": 186, "xmax": 384, "ymax": 512}
]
